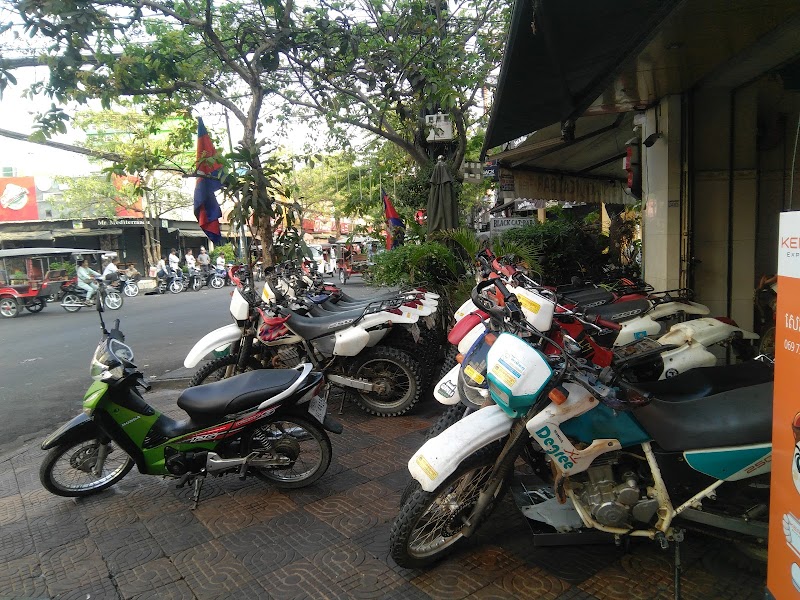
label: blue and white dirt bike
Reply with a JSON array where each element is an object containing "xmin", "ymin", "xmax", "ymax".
[{"xmin": 390, "ymin": 283, "xmax": 773, "ymax": 594}]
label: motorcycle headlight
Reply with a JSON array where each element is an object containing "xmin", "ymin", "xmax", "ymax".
[
  {"xmin": 90, "ymin": 338, "xmax": 135, "ymax": 381},
  {"xmin": 457, "ymin": 331, "xmax": 496, "ymax": 410}
]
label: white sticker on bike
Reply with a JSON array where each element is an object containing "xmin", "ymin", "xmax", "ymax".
[{"xmin": 308, "ymin": 396, "xmax": 327, "ymax": 424}]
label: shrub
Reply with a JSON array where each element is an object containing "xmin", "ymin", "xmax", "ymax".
[
  {"xmin": 368, "ymin": 241, "xmax": 458, "ymax": 288},
  {"xmin": 501, "ymin": 218, "xmax": 609, "ymax": 285}
]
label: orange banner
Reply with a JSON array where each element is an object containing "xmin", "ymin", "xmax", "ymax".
[{"xmin": 767, "ymin": 211, "xmax": 800, "ymax": 597}]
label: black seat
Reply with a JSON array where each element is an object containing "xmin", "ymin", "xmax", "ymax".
[
  {"xmin": 632, "ymin": 362, "xmax": 774, "ymax": 451},
  {"xmin": 635, "ymin": 361, "xmax": 774, "ymax": 402},
  {"xmin": 286, "ymin": 310, "xmax": 363, "ymax": 340},
  {"xmin": 561, "ymin": 287, "xmax": 616, "ymax": 309},
  {"xmin": 584, "ymin": 299, "xmax": 652, "ymax": 322},
  {"xmin": 307, "ymin": 304, "xmax": 367, "ymax": 319},
  {"xmin": 177, "ymin": 369, "xmax": 300, "ymax": 417}
]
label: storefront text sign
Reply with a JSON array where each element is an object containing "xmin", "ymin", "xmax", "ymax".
[
  {"xmin": 490, "ymin": 217, "xmax": 537, "ymax": 233},
  {"xmin": 768, "ymin": 210, "xmax": 800, "ymax": 598}
]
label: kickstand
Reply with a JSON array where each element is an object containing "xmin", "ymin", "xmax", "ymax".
[
  {"xmin": 672, "ymin": 529, "xmax": 684, "ymax": 600},
  {"xmin": 190, "ymin": 476, "xmax": 205, "ymax": 510}
]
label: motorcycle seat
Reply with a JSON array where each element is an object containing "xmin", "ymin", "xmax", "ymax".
[
  {"xmin": 635, "ymin": 360, "xmax": 774, "ymax": 402},
  {"xmin": 306, "ymin": 304, "xmax": 367, "ymax": 319},
  {"xmin": 584, "ymin": 299, "xmax": 652, "ymax": 322},
  {"xmin": 561, "ymin": 287, "xmax": 616, "ymax": 309},
  {"xmin": 287, "ymin": 310, "xmax": 364, "ymax": 339},
  {"xmin": 177, "ymin": 369, "xmax": 301, "ymax": 417},
  {"xmin": 633, "ymin": 381, "xmax": 773, "ymax": 452}
]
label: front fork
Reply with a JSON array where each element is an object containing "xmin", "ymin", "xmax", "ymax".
[{"xmin": 91, "ymin": 441, "xmax": 111, "ymax": 477}]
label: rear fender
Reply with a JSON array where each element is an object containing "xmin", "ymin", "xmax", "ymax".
[
  {"xmin": 41, "ymin": 413, "xmax": 103, "ymax": 450},
  {"xmin": 409, "ymin": 405, "xmax": 512, "ymax": 492},
  {"xmin": 183, "ymin": 323, "xmax": 243, "ymax": 368},
  {"xmin": 649, "ymin": 300, "xmax": 710, "ymax": 320}
]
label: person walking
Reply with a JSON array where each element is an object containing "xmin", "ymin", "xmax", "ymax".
[{"xmin": 77, "ymin": 259, "xmax": 101, "ymax": 304}]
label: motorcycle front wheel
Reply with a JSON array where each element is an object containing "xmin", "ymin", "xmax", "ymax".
[
  {"xmin": 189, "ymin": 353, "xmax": 261, "ymax": 386},
  {"xmin": 61, "ymin": 292, "xmax": 82, "ymax": 312},
  {"xmin": 390, "ymin": 449, "xmax": 508, "ymax": 568},
  {"xmin": 169, "ymin": 280, "xmax": 184, "ymax": 294},
  {"xmin": 349, "ymin": 346, "xmax": 421, "ymax": 416},
  {"xmin": 123, "ymin": 282, "xmax": 139, "ymax": 297},
  {"xmin": 104, "ymin": 291, "xmax": 124, "ymax": 310},
  {"xmin": 244, "ymin": 415, "xmax": 332, "ymax": 489},
  {"xmin": 190, "ymin": 277, "xmax": 203, "ymax": 292},
  {"xmin": 40, "ymin": 434, "xmax": 134, "ymax": 497},
  {"xmin": 210, "ymin": 276, "xmax": 225, "ymax": 289}
]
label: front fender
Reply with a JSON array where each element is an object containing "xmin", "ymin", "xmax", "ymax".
[
  {"xmin": 409, "ymin": 405, "xmax": 513, "ymax": 492},
  {"xmin": 41, "ymin": 413, "xmax": 102, "ymax": 450},
  {"xmin": 183, "ymin": 323, "xmax": 243, "ymax": 368}
]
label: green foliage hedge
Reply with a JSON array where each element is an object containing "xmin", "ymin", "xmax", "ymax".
[
  {"xmin": 368, "ymin": 242, "xmax": 458, "ymax": 287},
  {"xmin": 501, "ymin": 218, "xmax": 609, "ymax": 285}
]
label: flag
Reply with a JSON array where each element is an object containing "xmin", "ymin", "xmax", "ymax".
[
  {"xmin": 194, "ymin": 118, "xmax": 223, "ymax": 244},
  {"xmin": 382, "ymin": 189, "xmax": 405, "ymax": 250}
]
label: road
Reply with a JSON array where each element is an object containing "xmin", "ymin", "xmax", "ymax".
[{"xmin": 0, "ymin": 275, "xmax": 370, "ymax": 456}]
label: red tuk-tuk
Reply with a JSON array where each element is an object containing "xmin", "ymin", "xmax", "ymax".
[
  {"xmin": 333, "ymin": 238, "xmax": 380, "ymax": 284},
  {"xmin": 0, "ymin": 247, "xmax": 104, "ymax": 318}
]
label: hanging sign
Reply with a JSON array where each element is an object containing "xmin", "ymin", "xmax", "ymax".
[
  {"xmin": 490, "ymin": 217, "xmax": 537, "ymax": 233},
  {"xmin": 768, "ymin": 210, "xmax": 800, "ymax": 598}
]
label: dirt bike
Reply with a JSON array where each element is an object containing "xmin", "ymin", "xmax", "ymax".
[
  {"xmin": 390, "ymin": 281, "xmax": 772, "ymax": 599},
  {"xmin": 39, "ymin": 293, "xmax": 341, "ymax": 508}
]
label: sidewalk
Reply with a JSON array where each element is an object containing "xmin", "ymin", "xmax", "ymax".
[{"xmin": 0, "ymin": 386, "xmax": 765, "ymax": 600}]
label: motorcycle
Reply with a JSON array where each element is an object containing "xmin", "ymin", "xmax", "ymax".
[
  {"xmin": 61, "ymin": 279, "xmax": 124, "ymax": 312},
  {"xmin": 186, "ymin": 266, "xmax": 218, "ymax": 292},
  {"xmin": 157, "ymin": 267, "xmax": 185, "ymax": 294},
  {"xmin": 117, "ymin": 272, "xmax": 139, "ymax": 297},
  {"xmin": 185, "ymin": 266, "xmax": 435, "ymax": 416},
  {"xmin": 39, "ymin": 294, "xmax": 341, "ymax": 508},
  {"xmin": 390, "ymin": 280, "xmax": 772, "ymax": 597}
]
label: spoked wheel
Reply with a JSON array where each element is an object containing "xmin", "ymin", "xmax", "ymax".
[
  {"xmin": 210, "ymin": 276, "xmax": 225, "ymax": 289},
  {"xmin": 61, "ymin": 292, "xmax": 82, "ymax": 312},
  {"xmin": 189, "ymin": 353, "xmax": 261, "ymax": 386},
  {"xmin": 244, "ymin": 415, "xmax": 332, "ymax": 488},
  {"xmin": 349, "ymin": 346, "xmax": 421, "ymax": 416},
  {"xmin": 0, "ymin": 297, "xmax": 19, "ymax": 318},
  {"xmin": 104, "ymin": 290, "xmax": 124, "ymax": 310},
  {"xmin": 390, "ymin": 449, "xmax": 507, "ymax": 568},
  {"xmin": 123, "ymin": 282, "xmax": 139, "ymax": 297},
  {"xmin": 40, "ymin": 433, "xmax": 134, "ymax": 497},
  {"xmin": 25, "ymin": 298, "xmax": 45, "ymax": 313},
  {"xmin": 169, "ymin": 280, "xmax": 184, "ymax": 294}
]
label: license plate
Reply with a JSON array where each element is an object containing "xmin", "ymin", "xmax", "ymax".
[{"xmin": 308, "ymin": 396, "xmax": 327, "ymax": 424}]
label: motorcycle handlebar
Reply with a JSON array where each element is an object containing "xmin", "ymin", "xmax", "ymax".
[{"xmin": 594, "ymin": 317, "xmax": 622, "ymax": 331}]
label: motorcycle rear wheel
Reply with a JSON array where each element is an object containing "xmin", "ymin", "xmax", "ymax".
[
  {"xmin": 210, "ymin": 276, "xmax": 225, "ymax": 289},
  {"xmin": 169, "ymin": 280, "xmax": 184, "ymax": 294},
  {"xmin": 244, "ymin": 415, "xmax": 332, "ymax": 488},
  {"xmin": 40, "ymin": 433, "xmax": 134, "ymax": 497},
  {"xmin": 390, "ymin": 449, "xmax": 508, "ymax": 568},
  {"xmin": 62, "ymin": 292, "xmax": 82, "ymax": 312},
  {"xmin": 123, "ymin": 282, "xmax": 139, "ymax": 297},
  {"xmin": 349, "ymin": 346, "xmax": 421, "ymax": 416}
]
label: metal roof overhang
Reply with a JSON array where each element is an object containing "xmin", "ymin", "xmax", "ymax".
[
  {"xmin": 482, "ymin": 0, "xmax": 680, "ymax": 156},
  {"xmin": 0, "ymin": 247, "xmax": 104, "ymax": 258}
]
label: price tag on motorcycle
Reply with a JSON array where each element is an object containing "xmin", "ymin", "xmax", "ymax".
[
  {"xmin": 308, "ymin": 396, "xmax": 327, "ymax": 424},
  {"xmin": 411, "ymin": 322, "xmax": 421, "ymax": 343}
]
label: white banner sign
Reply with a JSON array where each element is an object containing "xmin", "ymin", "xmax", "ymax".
[{"xmin": 490, "ymin": 217, "xmax": 538, "ymax": 232}]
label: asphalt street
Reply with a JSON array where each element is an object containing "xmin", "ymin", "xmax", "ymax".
[{"xmin": 0, "ymin": 275, "xmax": 369, "ymax": 458}]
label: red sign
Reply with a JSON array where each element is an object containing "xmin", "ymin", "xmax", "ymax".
[
  {"xmin": 112, "ymin": 175, "xmax": 144, "ymax": 217},
  {"xmin": 0, "ymin": 177, "xmax": 38, "ymax": 221}
]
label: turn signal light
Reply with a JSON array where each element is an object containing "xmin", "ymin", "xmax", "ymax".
[
  {"xmin": 484, "ymin": 333, "xmax": 497, "ymax": 346},
  {"xmin": 548, "ymin": 386, "xmax": 569, "ymax": 405},
  {"xmin": 456, "ymin": 353, "xmax": 464, "ymax": 364}
]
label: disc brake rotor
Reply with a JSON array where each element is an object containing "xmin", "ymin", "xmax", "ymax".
[{"xmin": 70, "ymin": 444, "xmax": 99, "ymax": 473}]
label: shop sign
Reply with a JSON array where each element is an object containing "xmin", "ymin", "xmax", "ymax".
[
  {"xmin": 97, "ymin": 218, "xmax": 146, "ymax": 227},
  {"xmin": 768, "ymin": 210, "xmax": 800, "ymax": 598},
  {"xmin": 484, "ymin": 160, "xmax": 499, "ymax": 181},
  {"xmin": 490, "ymin": 217, "xmax": 537, "ymax": 232},
  {"xmin": 499, "ymin": 173, "xmax": 515, "ymax": 192}
]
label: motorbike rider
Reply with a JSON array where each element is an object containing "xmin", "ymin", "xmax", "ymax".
[
  {"xmin": 197, "ymin": 247, "xmax": 210, "ymax": 274},
  {"xmin": 185, "ymin": 249, "xmax": 196, "ymax": 270},
  {"xmin": 102, "ymin": 257, "xmax": 119, "ymax": 281},
  {"xmin": 77, "ymin": 258, "xmax": 101, "ymax": 304}
]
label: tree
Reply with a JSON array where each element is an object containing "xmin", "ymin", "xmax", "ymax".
[
  {"xmin": 57, "ymin": 108, "xmax": 197, "ymax": 266},
  {"xmin": 9, "ymin": 0, "xmax": 509, "ymax": 260}
]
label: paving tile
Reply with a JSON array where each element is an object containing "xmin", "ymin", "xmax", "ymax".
[
  {"xmin": 265, "ymin": 509, "xmax": 345, "ymax": 557},
  {"xmin": 0, "ymin": 470, "xmax": 19, "ymax": 499},
  {"xmin": 28, "ymin": 510, "xmax": 90, "ymax": 551},
  {"xmin": 130, "ymin": 579, "xmax": 195, "ymax": 600},
  {"xmin": 114, "ymin": 556, "xmax": 183, "ymax": 599},
  {"xmin": 492, "ymin": 564, "xmax": 571, "ymax": 600},
  {"xmin": 411, "ymin": 560, "xmax": 496, "ymax": 600},
  {"xmin": 0, "ymin": 552, "xmax": 47, "ymax": 599},
  {"xmin": 523, "ymin": 540, "xmax": 622, "ymax": 584},
  {"xmin": 554, "ymin": 589, "xmax": 601, "ymax": 600},
  {"xmin": 52, "ymin": 575, "xmax": 121, "ymax": 600},
  {"xmin": 258, "ymin": 557, "xmax": 349, "ymax": 600},
  {"xmin": 219, "ymin": 521, "xmax": 300, "ymax": 577},
  {"xmin": 0, "ymin": 519, "xmax": 36, "ymax": 562},
  {"xmin": 172, "ymin": 539, "xmax": 253, "ymax": 600},
  {"xmin": 208, "ymin": 578, "xmax": 273, "ymax": 600},
  {"xmin": 143, "ymin": 509, "xmax": 214, "ymax": 555},
  {"xmin": 11, "ymin": 465, "xmax": 40, "ymax": 492},
  {"xmin": 0, "ymin": 493, "xmax": 26, "ymax": 526},
  {"xmin": 192, "ymin": 493, "xmax": 259, "ymax": 536},
  {"xmin": 378, "ymin": 467, "xmax": 415, "ymax": 491},
  {"xmin": 85, "ymin": 502, "xmax": 141, "ymax": 534},
  {"xmin": 323, "ymin": 502, "xmax": 384, "ymax": 537},
  {"xmin": 231, "ymin": 485, "xmax": 299, "ymax": 518},
  {"xmin": 40, "ymin": 537, "xmax": 109, "ymax": 596}
]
